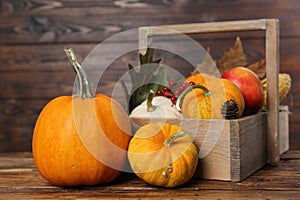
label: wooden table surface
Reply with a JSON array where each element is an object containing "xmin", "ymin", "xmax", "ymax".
[{"xmin": 0, "ymin": 151, "xmax": 299, "ymax": 200}]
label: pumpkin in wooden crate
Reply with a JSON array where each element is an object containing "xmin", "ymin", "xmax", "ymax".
[
  {"xmin": 128, "ymin": 123, "xmax": 198, "ymax": 188},
  {"xmin": 32, "ymin": 48, "xmax": 131, "ymax": 186},
  {"xmin": 177, "ymin": 78, "xmax": 245, "ymax": 119}
]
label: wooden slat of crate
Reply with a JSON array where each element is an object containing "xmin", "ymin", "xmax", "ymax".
[
  {"xmin": 279, "ymin": 106, "xmax": 290, "ymax": 154},
  {"xmin": 229, "ymin": 112, "xmax": 267, "ymax": 182},
  {"xmin": 194, "ymin": 120, "xmax": 231, "ymax": 180}
]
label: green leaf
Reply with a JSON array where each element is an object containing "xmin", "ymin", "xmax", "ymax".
[
  {"xmin": 124, "ymin": 48, "xmax": 166, "ymax": 113},
  {"xmin": 128, "ymin": 83, "xmax": 164, "ymax": 113}
]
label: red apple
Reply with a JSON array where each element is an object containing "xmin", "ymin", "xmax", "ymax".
[{"xmin": 221, "ymin": 67, "xmax": 264, "ymax": 115}]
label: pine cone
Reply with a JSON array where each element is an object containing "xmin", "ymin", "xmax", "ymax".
[{"xmin": 221, "ymin": 99, "xmax": 240, "ymax": 119}]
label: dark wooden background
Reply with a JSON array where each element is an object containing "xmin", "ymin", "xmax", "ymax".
[{"xmin": 0, "ymin": 0, "xmax": 299, "ymax": 152}]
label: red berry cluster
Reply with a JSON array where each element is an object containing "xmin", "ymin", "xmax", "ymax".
[{"xmin": 156, "ymin": 80, "xmax": 196, "ymax": 105}]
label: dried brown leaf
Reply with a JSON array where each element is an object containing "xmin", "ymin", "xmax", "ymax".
[
  {"xmin": 247, "ymin": 59, "xmax": 266, "ymax": 79},
  {"xmin": 191, "ymin": 47, "xmax": 218, "ymax": 76},
  {"xmin": 218, "ymin": 37, "xmax": 248, "ymax": 74}
]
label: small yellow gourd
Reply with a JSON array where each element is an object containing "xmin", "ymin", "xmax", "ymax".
[
  {"xmin": 261, "ymin": 73, "xmax": 292, "ymax": 108},
  {"xmin": 128, "ymin": 123, "xmax": 198, "ymax": 188}
]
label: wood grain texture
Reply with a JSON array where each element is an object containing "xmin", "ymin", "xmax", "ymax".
[
  {"xmin": 279, "ymin": 106, "xmax": 290, "ymax": 153},
  {"xmin": 230, "ymin": 113, "xmax": 267, "ymax": 182},
  {"xmin": 2, "ymin": 38, "xmax": 299, "ymax": 99},
  {"xmin": 1, "ymin": 0, "xmax": 300, "ymax": 43},
  {"xmin": 265, "ymin": 19, "xmax": 280, "ymax": 163},
  {"xmin": 0, "ymin": 151, "xmax": 299, "ymax": 199}
]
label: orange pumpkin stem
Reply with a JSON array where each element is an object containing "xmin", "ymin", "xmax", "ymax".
[
  {"xmin": 163, "ymin": 132, "xmax": 185, "ymax": 147},
  {"xmin": 64, "ymin": 48, "xmax": 93, "ymax": 99},
  {"xmin": 175, "ymin": 85, "xmax": 211, "ymax": 111}
]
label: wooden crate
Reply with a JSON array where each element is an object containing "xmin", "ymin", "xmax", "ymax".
[{"xmin": 132, "ymin": 19, "xmax": 288, "ymax": 182}]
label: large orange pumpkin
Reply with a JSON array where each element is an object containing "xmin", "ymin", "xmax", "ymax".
[
  {"xmin": 128, "ymin": 123, "xmax": 198, "ymax": 188},
  {"xmin": 177, "ymin": 78, "xmax": 245, "ymax": 119},
  {"xmin": 32, "ymin": 48, "xmax": 131, "ymax": 186}
]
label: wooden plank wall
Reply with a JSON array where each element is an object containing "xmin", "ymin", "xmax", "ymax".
[{"xmin": 0, "ymin": 0, "xmax": 299, "ymax": 152}]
